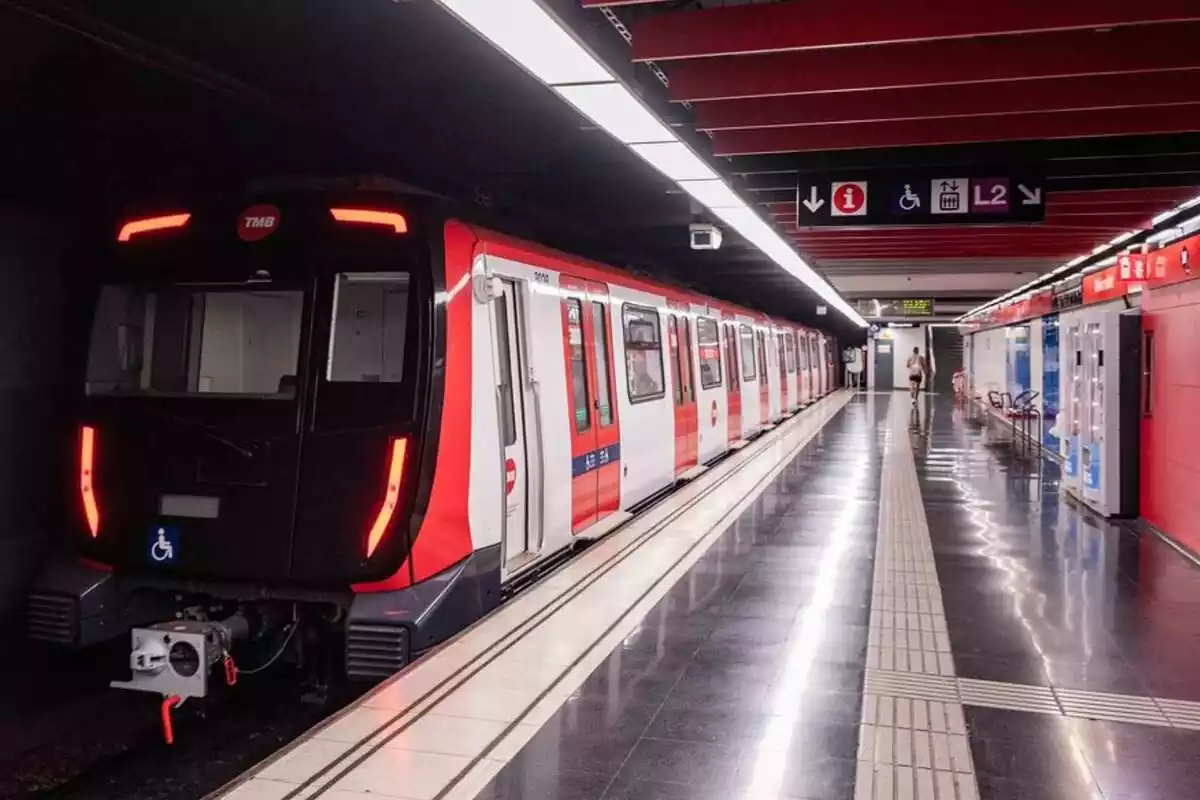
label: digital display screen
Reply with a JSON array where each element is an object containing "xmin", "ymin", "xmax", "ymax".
[
  {"xmin": 855, "ymin": 298, "xmax": 934, "ymax": 317},
  {"xmin": 900, "ymin": 299, "xmax": 933, "ymax": 316}
]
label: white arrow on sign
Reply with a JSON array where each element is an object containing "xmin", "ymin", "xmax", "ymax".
[
  {"xmin": 802, "ymin": 186, "xmax": 825, "ymax": 213},
  {"xmin": 1017, "ymin": 184, "xmax": 1042, "ymax": 206}
]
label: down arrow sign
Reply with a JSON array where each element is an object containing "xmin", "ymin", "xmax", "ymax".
[
  {"xmin": 802, "ymin": 186, "xmax": 825, "ymax": 213},
  {"xmin": 1017, "ymin": 184, "xmax": 1043, "ymax": 206}
]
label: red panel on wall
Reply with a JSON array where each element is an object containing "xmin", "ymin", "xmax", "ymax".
[
  {"xmin": 1082, "ymin": 262, "xmax": 1143, "ymax": 304},
  {"xmin": 1147, "ymin": 237, "xmax": 1198, "ymax": 289},
  {"xmin": 1141, "ymin": 269, "xmax": 1200, "ymax": 553}
]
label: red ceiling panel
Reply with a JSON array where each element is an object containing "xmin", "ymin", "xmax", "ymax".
[
  {"xmin": 693, "ymin": 74, "xmax": 1200, "ymax": 131},
  {"xmin": 711, "ymin": 106, "xmax": 1200, "ymax": 155},
  {"xmin": 628, "ymin": 0, "xmax": 1200, "ymax": 61},
  {"xmin": 664, "ymin": 27, "xmax": 1200, "ymax": 102}
]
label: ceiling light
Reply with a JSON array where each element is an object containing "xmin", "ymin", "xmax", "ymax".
[
  {"xmin": 678, "ymin": 180, "xmax": 746, "ymax": 211},
  {"xmin": 431, "ymin": 0, "xmax": 865, "ymax": 328},
  {"xmin": 629, "ymin": 142, "xmax": 719, "ymax": 182},
  {"xmin": 435, "ymin": 0, "xmax": 612, "ymax": 85},
  {"xmin": 1152, "ymin": 210, "xmax": 1177, "ymax": 225},
  {"xmin": 711, "ymin": 206, "xmax": 867, "ymax": 327},
  {"xmin": 1147, "ymin": 226, "xmax": 1183, "ymax": 245},
  {"xmin": 555, "ymin": 83, "xmax": 675, "ymax": 144},
  {"xmin": 1109, "ymin": 231, "xmax": 1135, "ymax": 246}
]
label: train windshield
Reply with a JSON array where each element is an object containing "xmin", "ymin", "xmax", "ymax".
[{"xmin": 85, "ymin": 284, "xmax": 305, "ymax": 399}]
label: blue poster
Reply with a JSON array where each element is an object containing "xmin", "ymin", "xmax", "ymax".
[
  {"xmin": 1006, "ymin": 325, "xmax": 1031, "ymax": 399},
  {"xmin": 1042, "ymin": 315, "xmax": 1060, "ymax": 450}
]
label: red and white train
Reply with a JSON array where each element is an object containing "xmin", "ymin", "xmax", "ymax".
[{"xmin": 29, "ymin": 186, "xmax": 838, "ymax": 693}]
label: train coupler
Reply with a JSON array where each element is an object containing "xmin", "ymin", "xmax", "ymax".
[{"xmin": 110, "ymin": 614, "xmax": 249, "ymax": 700}]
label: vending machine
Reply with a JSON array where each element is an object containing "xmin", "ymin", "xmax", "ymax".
[
  {"xmin": 1069, "ymin": 307, "xmax": 1141, "ymax": 517},
  {"xmin": 1059, "ymin": 317, "xmax": 1084, "ymax": 496}
]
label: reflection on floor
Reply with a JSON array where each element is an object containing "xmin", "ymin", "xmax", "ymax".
[{"xmin": 470, "ymin": 393, "xmax": 1200, "ymax": 800}]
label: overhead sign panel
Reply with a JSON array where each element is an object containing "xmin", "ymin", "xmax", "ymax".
[{"xmin": 794, "ymin": 170, "xmax": 1045, "ymax": 227}]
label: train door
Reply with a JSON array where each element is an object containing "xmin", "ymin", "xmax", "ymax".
[
  {"xmin": 493, "ymin": 280, "xmax": 538, "ymax": 564},
  {"xmin": 668, "ymin": 311, "xmax": 699, "ymax": 475},
  {"xmin": 560, "ymin": 278, "xmax": 621, "ymax": 534},
  {"xmin": 777, "ymin": 331, "xmax": 789, "ymax": 412},
  {"xmin": 723, "ymin": 322, "xmax": 742, "ymax": 443},
  {"xmin": 796, "ymin": 331, "xmax": 810, "ymax": 405},
  {"xmin": 756, "ymin": 329, "xmax": 770, "ymax": 423},
  {"xmin": 816, "ymin": 333, "xmax": 825, "ymax": 395}
]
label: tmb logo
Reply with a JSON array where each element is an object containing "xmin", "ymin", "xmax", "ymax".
[{"xmin": 237, "ymin": 204, "xmax": 281, "ymax": 242}]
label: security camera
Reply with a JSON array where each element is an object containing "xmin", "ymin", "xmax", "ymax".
[{"xmin": 689, "ymin": 223, "xmax": 722, "ymax": 251}]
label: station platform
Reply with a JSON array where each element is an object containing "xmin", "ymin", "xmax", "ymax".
[{"xmin": 216, "ymin": 392, "xmax": 1200, "ymax": 800}]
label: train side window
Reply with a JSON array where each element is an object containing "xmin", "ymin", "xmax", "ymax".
[
  {"xmin": 494, "ymin": 297, "xmax": 517, "ymax": 446},
  {"xmin": 739, "ymin": 324, "xmax": 756, "ymax": 381},
  {"xmin": 756, "ymin": 331, "xmax": 768, "ymax": 378},
  {"xmin": 623, "ymin": 304, "xmax": 665, "ymax": 402},
  {"xmin": 328, "ymin": 273, "xmax": 409, "ymax": 383},
  {"xmin": 592, "ymin": 302, "xmax": 614, "ymax": 426},
  {"xmin": 1143, "ymin": 329, "xmax": 1154, "ymax": 417},
  {"xmin": 566, "ymin": 299, "xmax": 590, "ymax": 432},
  {"xmin": 797, "ymin": 333, "xmax": 808, "ymax": 370},
  {"xmin": 696, "ymin": 317, "xmax": 722, "ymax": 389},
  {"xmin": 785, "ymin": 334, "xmax": 796, "ymax": 373}
]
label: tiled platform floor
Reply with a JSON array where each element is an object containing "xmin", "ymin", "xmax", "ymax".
[{"xmin": 470, "ymin": 394, "xmax": 1200, "ymax": 800}]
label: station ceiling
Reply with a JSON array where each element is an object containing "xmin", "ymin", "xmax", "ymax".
[
  {"xmin": 4, "ymin": 0, "xmax": 1200, "ymax": 332},
  {"xmin": 575, "ymin": 0, "xmax": 1200, "ymax": 311}
]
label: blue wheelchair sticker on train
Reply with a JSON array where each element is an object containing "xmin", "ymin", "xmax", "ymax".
[{"xmin": 149, "ymin": 525, "xmax": 179, "ymax": 564}]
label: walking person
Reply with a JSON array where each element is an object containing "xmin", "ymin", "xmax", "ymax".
[{"xmin": 906, "ymin": 347, "xmax": 927, "ymax": 405}]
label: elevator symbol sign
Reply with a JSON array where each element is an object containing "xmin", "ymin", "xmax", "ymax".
[
  {"xmin": 830, "ymin": 181, "xmax": 867, "ymax": 217},
  {"xmin": 931, "ymin": 179, "xmax": 969, "ymax": 215}
]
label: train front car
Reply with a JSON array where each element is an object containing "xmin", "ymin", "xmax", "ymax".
[{"xmin": 27, "ymin": 191, "xmax": 481, "ymax": 700}]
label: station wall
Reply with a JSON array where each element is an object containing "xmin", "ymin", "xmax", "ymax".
[{"xmin": 1141, "ymin": 278, "xmax": 1200, "ymax": 553}]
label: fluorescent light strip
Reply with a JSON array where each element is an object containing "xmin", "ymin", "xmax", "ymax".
[
  {"xmin": 435, "ymin": 0, "xmax": 612, "ymax": 85},
  {"xmin": 678, "ymin": 179, "xmax": 745, "ymax": 210},
  {"xmin": 554, "ymin": 83, "xmax": 675, "ymax": 145},
  {"xmin": 432, "ymin": 0, "xmax": 866, "ymax": 328}
]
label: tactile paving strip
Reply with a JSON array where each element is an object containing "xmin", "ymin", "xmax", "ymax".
[{"xmin": 854, "ymin": 402, "xmax": 979, "ymax": 800}]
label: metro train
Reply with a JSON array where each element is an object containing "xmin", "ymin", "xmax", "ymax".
[{"xmin": 28, "ymin": 185, "xmax": 838, "ymax": 699}]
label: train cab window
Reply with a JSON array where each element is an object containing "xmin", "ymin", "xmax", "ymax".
[
  {"xmin": 696, "ymin": 317, "xmax": 722, "ymax": 389},
  {"xmin": 566, "ymin": 299, "xmax": 590, "ymax": 432},
  {"xmin": 86, "ymin": 284, "xmax": 303, "ymax": 398},
  {"xmin": 328, "ymin": 273, "xmax": 409, "ymax": 383},
  {"xmin": 623, "ymin": 304, "xmax": 665, "ymax": 402},
  {"xmin": 592, "ymin": 302, "xmax": 614, "ymax": 426},
  {"xmin": 739, "ymin": 324, "xmax": 756, "ymax": 381}
]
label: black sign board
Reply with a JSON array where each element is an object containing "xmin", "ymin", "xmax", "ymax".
[{"xmin": 794, "ymin": 170, "xmax": 1045, "ymax": 228}]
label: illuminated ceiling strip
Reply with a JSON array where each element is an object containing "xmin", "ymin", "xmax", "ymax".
[
  {"xmin": 432, "ymin": 0, "xmax": 867, "ymax": 328},
  {"xmin": 957, "ymin": 192, "xmax": 1200, "ymax": 322}
]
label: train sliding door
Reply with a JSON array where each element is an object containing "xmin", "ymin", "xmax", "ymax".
[
  {"xmin": 668, "ymin": 310, "xmax": 699, "ymax": 476},
  {"xmin": 756, "ymin": 329, "xmax": 770, "ymax": 423},
  {"xmin": 723, "ymin": 322, "xmax": 742, "ymax": 443},
  {"xmin": 561, "ymin": 278, "xmax": 621, "ymax": 534},
  {"xmin": 493, "ymin": 280, "xmax": 539, "ymax": 565}
]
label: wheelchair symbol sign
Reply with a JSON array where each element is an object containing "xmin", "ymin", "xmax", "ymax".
[
  {"xmin": 892, "ymin": 183, "xmax": 926, "ymax": 215},
  {"xmin": 149, "ymin": 525, "xmax": 179, "ymax": 564}
]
